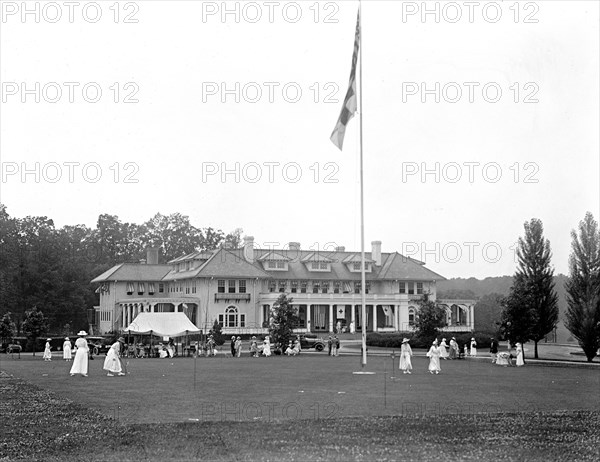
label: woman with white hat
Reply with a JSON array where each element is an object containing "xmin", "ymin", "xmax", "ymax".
[
  {"xmin": 426, "ymin": 339, "xmax": 441, "ymax": 374},
  {"xmin": 63, "ymin": 337, "xmax": 72, "ymax": 361},
  {"xmin": 262, "ymin": 336, "xmax": 271, "ymax": 357},
  {"xmin": 43, "ymin": 338, "xmax": 52, "ymax": 361},
  {"xmin": 439, "ymin": 338, "xmax": 449, "ymax": 360},
  {"xmin": 104, "ymin": 337, "xmax": 126, "ymax": 376},
  {"xmin": 70, "ymin": 331, "xmax": 89, "ymax": 377},
  {"xmin": 399, "ymin": 338, "xmax": 413, "ymax": 374},
  {"xmin": 470, "ymin": 337, "xmax": 477, "ymax": 357}
]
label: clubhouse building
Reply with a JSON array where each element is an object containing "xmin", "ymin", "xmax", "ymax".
[{"xmin": 91, "ymin": 238, "xmax": 475, "ymax": 336}]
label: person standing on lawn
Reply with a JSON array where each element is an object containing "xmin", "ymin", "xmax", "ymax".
[
  {"xmin": 235, "ymin": 337, "xmax": 242, "ymax": 357},
  {"xmin": 427, "ymin": 339, "xmax": 441, "ymax": 374},
  {"xmin": 230, "ymin": 336, "xmax": 236, "ymax": 357},
  {"xmin": 70, "ymin": 331, "xmax": 89, "ymax": 377},
  {"xmin": 43, "ymin": 339, "xmax": 52, "ymax": 361},
  {"xmin": 63, "ymin": 337, "xmax": 72, "ymax": 361},
  {"xmin": 439, "ymin": 338, "xmax": 449, "ymax": 360},
  {"xmin": 250, "ymin": 336, "xmax": 259, "ymax": 357},
  {"xmin": 516, "ymin": 343, "xmax": 524, "ymax": 366},
  {"xmin": 104, "ymin": 337, "xmax": 126, "ymax": 377},
  {"xmin": 399, "ymin": 338, "xmax": 413, "ymax": 374},
  {"xmin": 449, "ymin": 338, "xmax": 458, "ymax": 360},
  {"xmin": 327, "ymin": 336, "xmax": 333, "ymax": 356},
  {"xmin": 470, "ymin": 338, "xmax": 477, "ymax": 357},
  {"xmin": 262, "ymin": 336, "xmax": 271, "ymax": 357},
  {"xmin": 334, "ymin": 336, "xmax": 340, "ymax": 356}
]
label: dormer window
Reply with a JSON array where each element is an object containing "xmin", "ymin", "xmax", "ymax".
[{"xmin": 349, "ymin": 261, "xmax": 371, "ymax": 272}]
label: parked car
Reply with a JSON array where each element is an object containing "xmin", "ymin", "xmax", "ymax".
[
  {"xmin": 298, "ymin": 334, "xmax": 326, "ymax": 352},
  {"xmin": 85, "ymin": 337, "xmax": 113, "ymax": 356}
]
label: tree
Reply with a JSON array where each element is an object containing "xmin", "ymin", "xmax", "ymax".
[
  {"xmin": 210, "ymin": 319, "xmax": 224, "ymax": 346},
  {"xmin": 22, "ymin": 307, "xmax": 48, "ymax": 355},
  {"xmin": 474, "ymin": 293, "xmax": 504, "ymax": 333},
  {"xmin": 502, "ymin": 219, "xmax": 559, "ymax": 359},
  {"xmin": 565, "ymin": 212, "xmax": 600, "ymax": 362},
  {"xmin": 0, "ymin": 312, "xmax": 16, "ymax": 344},
  {"xmin": 269, "ymin": 293, "xmax": 300, "ymax": 351},
  {"xmin": 414, "ymin": 293, "xmax": 447, "ymax": 342}
]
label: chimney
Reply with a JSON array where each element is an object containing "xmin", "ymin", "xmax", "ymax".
[
  {"xmin": 243, "ymin": 236, "xmax": 255, "ymax": 263},
  {"xmin": 146, "ymin": 247, "xmax": 159, "ymax": 265},
  {"xmin": 335, "ymin": 246, "xmax": 345, "ymax": 252},
  {"xmin": 371, "ymin": 241, "xmax": 382, "ymax": 266}
]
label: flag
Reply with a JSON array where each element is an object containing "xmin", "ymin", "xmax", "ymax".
[{"xmin": 330, "ymin": 10, "xmax": 360, "ymax": 150}]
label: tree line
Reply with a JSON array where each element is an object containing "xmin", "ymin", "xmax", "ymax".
[{"xmin": 0, "ymin": 204, "xmax": 242, "ymax": 338}]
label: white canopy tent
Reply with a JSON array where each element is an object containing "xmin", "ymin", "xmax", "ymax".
[{"xmin": 123, "ymin": 312, "xmax": 201, "ymax": 337}]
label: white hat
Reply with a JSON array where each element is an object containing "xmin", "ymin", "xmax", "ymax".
[
  {"xmin": 402, "ymin": 338, "xmax": 410, "ymax": 343},
  {"xmin": 77, "ymin": 331, "xmax": 88, "ymax": 336},
  {"xmin": 47, "ymin": 338, "xmax": 52, "ymax": 341}
]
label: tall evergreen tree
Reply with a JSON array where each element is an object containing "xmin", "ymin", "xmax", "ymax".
[
  {"xmin": 565, "ymin": 212, "xmax": 600, "ymax": 362},
  {"xmin": 269, "ymin": 293, "xmax": 300, "ymax": 351},
  {"xmin": 503, "ymin": 219, "xmax": 559, "ymax": 359}
]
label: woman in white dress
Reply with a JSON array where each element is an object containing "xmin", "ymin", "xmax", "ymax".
[
  {"xmin": 104, "ymin": 338, "xmax": 125, "ymax": 376},
  {"xmin": 427, "ymin": 339, "xmax": 441, "ymax": 374},
  {"xmin": 470, "ymin": 338, "xmax": 477, "ymax": 357},
  {"xmin": 43, "ymin": 339, "xmax": 52, "ymax": 361},
  {"xmin": 70, "ymin": 331, "xmax": 89, "ymax": 377},
  {"xmin": 439, "ymin": 338, "xmax": 449, "ymax": 360},
  {"xmin": 516, "ymin": 343, "xmax": 524, "ymax": 366},
  {"xmin": 263, "ymin": 336, "xmax": 271, "ymax": 357},
  {"xmin": 63, "ymin": 337, "xmax": 72, "ymax": 361},
  {"xmin": 399, "ymin": 338, "xmax": 413, "ymax": 374}
]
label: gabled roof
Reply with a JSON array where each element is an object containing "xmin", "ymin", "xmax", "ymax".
[
  {"xmin": 342, "ymin": 254, "xmax": 375, "ymax": 263},
  {"xmin": 257, "ymin": 251, "xmax": 291, "ymax": 262},
  {"xmin": 378, "ymin": 253, "xmax": 446, "ymax": 281},
  {"xmin": 91, "ymin": 263, "xmax": 172, "ymax": 283},
  {"xmin": 301, "ymin": 252, "xmax": 335, "ymax": 263}
]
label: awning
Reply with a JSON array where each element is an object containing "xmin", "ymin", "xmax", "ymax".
[{"xmin": 123, "ymin": 312, "xmax": 201, "ymax": 337}]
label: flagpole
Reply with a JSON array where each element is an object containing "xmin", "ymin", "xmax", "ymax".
[{"xmin": 358, "ymin": 0, "xmax": 367, "ymax": 368}]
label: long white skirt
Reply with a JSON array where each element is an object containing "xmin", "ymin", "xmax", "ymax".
[
  {"xmin": 63, "ymin": 345, "xmax": 72, "ymax": 360},
  {"xmin": 70, "ymin": 348, "xmax": 88, "ymax": 375},
  {"xmin": 428, "ymin": 355, "xmax": 441, "ymax": 372},
  {"xmin": 399, "ymin": 353, "xmax": 412, "ymax": 371},
  {"xmin": 103, "ymin": 349, "xmax": 122, "ymax": 373},
  {"xmin": 43, "ymin": 347, "xmax": 52, "ymax": 360}
]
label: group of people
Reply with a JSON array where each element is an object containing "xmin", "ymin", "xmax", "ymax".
[
  {"xmin": 63, "ymin": 331, "xmax": 127, "ymax": 378},
  {"xmin": 42, "ymin": 337, "xmax": 75, "ymax": 361},
  {"xmin": 399, "ymin": 337, "xmax": 525, "ymax": 375},
  {"xmin": 327, "ymin": 336, "xmax": 341, "ymax": 356}
]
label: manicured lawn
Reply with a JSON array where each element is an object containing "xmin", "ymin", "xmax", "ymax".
[{"xmin": 1, "ymin": 353, "xmax": 599, "ymax": 460}]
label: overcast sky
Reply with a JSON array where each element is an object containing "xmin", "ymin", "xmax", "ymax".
[{"xmin": 1, "ymin": 1, "xmax": 598, "ymax": 279}]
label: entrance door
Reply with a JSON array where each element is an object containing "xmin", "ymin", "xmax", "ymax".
[{"xmin": 311, "ymin": 305, "xmax": 329, "ymax": 332}]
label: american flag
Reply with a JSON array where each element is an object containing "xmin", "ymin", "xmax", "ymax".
[{"xmin": 330, "ymin": 10, "xmax": 360, "ymax": 150}]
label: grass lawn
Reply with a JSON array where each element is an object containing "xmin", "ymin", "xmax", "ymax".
[{"xmin": 1, "ymin": 353, "xmax": 599, "ymax": 461}]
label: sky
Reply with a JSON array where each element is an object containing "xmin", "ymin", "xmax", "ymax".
[{"xmin": 1, "ymin": 0, "xmax": 599, "ymax": 279}]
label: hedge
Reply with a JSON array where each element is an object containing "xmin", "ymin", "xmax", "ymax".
[{"xmin": 366, "ymin": 331, "xmax": 500, "ymax": 350}]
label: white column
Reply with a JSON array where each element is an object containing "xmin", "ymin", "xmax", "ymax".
[
  {"xmin": 373, "ymin": 305, "xmax": 377, "ymax": 332},
  {"xmin": 121, "ymin": 305, "xmax": 125, "ymax": 327},
  {"xmin": 393, "ymin": 305, "xmax": 399, "ymax": 331},
  {"xmin": 328, "ymin": 304, "xmax": 334, "ymax": 332}
]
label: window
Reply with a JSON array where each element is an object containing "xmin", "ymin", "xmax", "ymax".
[
  {"xmin": 354, "ymin": 281, "xmax": 361, "ymax": 294},
  {"xmin": 186, "ymin": 261, "xmax": 190, "ymax": 271},
  {"xmin": 408, "ymin": 307, "xmax": 416, "ymax": 326},
  {"xmin": 290, "ymin": 280, "xmax": 298, "ymax": 293},
  {"xmin": 353, "ymin": 262, "xmax": 361, "ymax": 271},
  {"xmin": 217, "ymin": 306, "xmax": 245, "ymax": 328},
  {"xmin": 228, "ymin": 280, "xmax": 236, "ymax": 294},
  {"xmin": 276, "ymin": 261, "xmax": 285, "ymax": 269},
  {"xmin": 278, "ymin": 280, "xmax": 286, "ymax": 293},
  {"xmin": 239, "ymin": 280, "xmax": 246, "ymax": 293},
  {"xmin": 311, "ymin": 262, "xmax": 319, "ymax": 270},
  {"xmin": 320, "ymin": 262, "xmax": 328, "ymax": 270},
  {"xmin": 148, "ymin": 283, "xmax": 155, "ymax": 295},
  {"xmin": 269, "ymin": 281, "xmax": 276, "ymax": 293},
  {"xmin": 137, "ymin": 283, "xmax": 145, "ymax": 295},
  {"xmin": 312, "ymin": 281, "xmax": 320, "ymax": 294},
  {"xmin": 408, "ymin": 282, "xmax": 414, "ymax": 295},
  {"xmin": 192, "ymin": 281, "xmax": 197, "ymax": 294},
  {"xmin": 334, "ymin": 281, "xmax": 341, "ymax": 294},
  {"xmin": 126, "ymin": 282, "xmax": 134, "ymax": 295},
  {"xmin": 185, "ymin": 282, "xmax": 190, "ymax": 294},
  {"xmin": 300, "ymin": 281, "xmax": 307, "ymax": 293},
  {"xmin": 262, "ymin": 305, "xmax": 271, "ymax": 327},
  {"xmin": 399, "ymin": 282, "xmax": 406, "ymax": 294},
  {"xmin": 322, "ymin": 281, "xmax": 329, "ymax": 294},
  {"xmin": 218, "ymin": 280, "xmax": 225, "ymax": 293},
  {"xmin": 417, "ymin": 282, "xmax": 423, "ymax": 294},
  {"xmin": 268, "ymin": 261, "xmax": 276, "ymax": 269}
]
